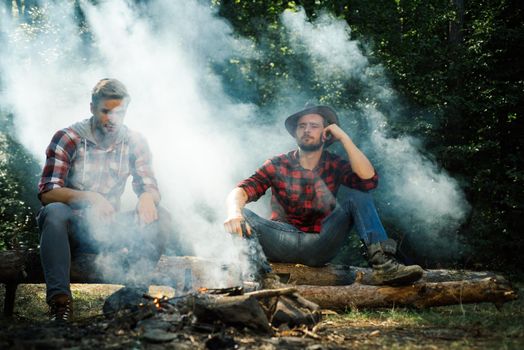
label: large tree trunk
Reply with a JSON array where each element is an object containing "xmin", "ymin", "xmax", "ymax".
[
  {"xmin": 0, "ymin": 250, "xmax": 518, "ymax": 316},
  {"xmin": 449, "ymin": 0, "xmax": 465, "ymax": 44}
]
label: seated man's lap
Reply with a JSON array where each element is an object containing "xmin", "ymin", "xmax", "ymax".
[
  {"xmin": 243, "ymin": 208, "xmax": 352, "ymax": 266},
  {"xmin": 39, "ymin": 204, "xmax": 169, "ymax": 262}
]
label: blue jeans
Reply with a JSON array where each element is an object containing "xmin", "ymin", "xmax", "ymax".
[
  {"xmin": 243, "ymin": 188, "xmax": 388, "ymax": 269},
  {"xmin": 37, "ymin": 202, "xmax": 171, "ymax": 302}
]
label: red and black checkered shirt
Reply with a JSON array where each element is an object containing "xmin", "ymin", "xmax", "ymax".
[{"xmin": 238, "ymin": 150, "xmax": 378, "ymax": 233}]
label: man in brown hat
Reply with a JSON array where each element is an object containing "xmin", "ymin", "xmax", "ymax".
[{"xmin": 224, "ymin": 105, "xmax": 423, "ymax": 286}]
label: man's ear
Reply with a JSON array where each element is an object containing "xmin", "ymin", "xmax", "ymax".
[
  {"xmin": 322, "ymin": 129, "xmax": 331, "ymax": 142},
  {"xmin": 90, "ymin": 102, "xmax": 94, "ymax": 115}
]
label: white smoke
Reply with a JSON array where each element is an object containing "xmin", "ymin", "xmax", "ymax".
[
  {"xmin": 0, "ymin": 0, "xmax": 264, "ymax": 286},
  {"xmin": 0, "ymin": 0, "xmax": 470, "ymax": 282}
]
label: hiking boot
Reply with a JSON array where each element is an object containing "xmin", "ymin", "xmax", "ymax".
[
  {"xmin": 48, "ymin": 294, "xmax": 73, "ymax": 323},
  {"xmin": 367, "ymin": 239, "xmax": 423, "ymax": 285},
  {"xmin": 261, "ymin": 272, "xmax": 288, "ymax": 289}
]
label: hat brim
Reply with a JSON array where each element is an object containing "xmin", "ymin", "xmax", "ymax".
[{"xmin": 285, "ymin": 105, "xmax": 339, "ymax": 146}]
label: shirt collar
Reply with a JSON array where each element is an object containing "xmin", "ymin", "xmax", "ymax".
[{"xmin": 289, "ymin": 149, "xmax": 327, "ymax": 170}]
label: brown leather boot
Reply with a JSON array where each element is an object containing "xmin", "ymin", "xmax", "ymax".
[
  {"xmin": 368, "ymin": 239, "xmax": 424, "ymax": 285},
  {"xmin": 48, "ymin": 294, "xmax": 73, "ymax": 323}
]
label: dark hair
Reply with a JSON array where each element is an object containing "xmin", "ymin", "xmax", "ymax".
[{"xmin": 91, "ymin": 78, "xmax": 130, "ymax": 105}]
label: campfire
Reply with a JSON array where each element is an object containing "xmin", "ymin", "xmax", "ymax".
[{"xmin": 64, "ymin": 281, "xmax": 318, "ymax": 349}]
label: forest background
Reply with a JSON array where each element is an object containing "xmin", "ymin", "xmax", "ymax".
[{"xmin": 0, "ymin": 0, "xmax": 522, "ymax": 275}]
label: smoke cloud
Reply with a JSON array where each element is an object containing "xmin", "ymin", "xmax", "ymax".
[{"xmin": 0, "ymin": 0, "xmax": 470, "ymax": 285}]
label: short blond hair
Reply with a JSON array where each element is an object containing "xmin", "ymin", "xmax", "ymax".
[{"xmin": 91, "ymin": 78, "xmax": 130, "ymax": 105}]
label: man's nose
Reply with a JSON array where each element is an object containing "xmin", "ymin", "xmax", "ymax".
[{"xmin": 107, "ymin": 112, "xmax": 123, "ymax": 122}]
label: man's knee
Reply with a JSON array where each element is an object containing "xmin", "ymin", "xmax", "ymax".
[
  {"xmin": 38, "ymin": 202, "xmax": 73, "ymax": 230},
  {"xmin": 242, "ymin": 208, "xmax": 257, "ymax": 222},
  {"xmin": 153, "ymin": 206, "xmax": 172, "ymax": 251},
  {"xmin": 345, "ymin": 188, "xmax": 373, "ymax": 202},
  {"xmin": 156, "ymin": 206, "xmax": 172, "ymax": 227}
]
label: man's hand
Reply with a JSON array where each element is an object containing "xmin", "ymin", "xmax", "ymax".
[
  {"xmin": 224, "ymin": 188, "xmax": 250, "ymax": 237},
  {"xmin": 87, "ymin": 192, "xmax": 116, "ymax": 222},
  {"xmin": 325, "ymin": 124, "xmax": 376, "ymax": 179},
  {"xmin": 224, "ymin": 215, "xmax": 252, "ymax": 237},
  {"xmin": 323, "ymin": 123, "xmax": 351, "ymax": 143},
  {"xmin": 137, "ymin": 192, "xmax": 158, "ymax": 226}
]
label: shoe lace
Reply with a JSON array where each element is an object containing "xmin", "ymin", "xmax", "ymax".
[{"xmin": 50, "ymin": 300, "xmax": 72, "ymax": 322}]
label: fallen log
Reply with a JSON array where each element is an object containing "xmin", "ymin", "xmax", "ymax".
[
  {"xmin": 0, "ymin": 250, "xmax": 503, "ymax": 286},
  {"xmin": 295, "ymin": 277, "xmax": 518, "ymax": 310},
  {"xmin": 0, "ymin": 250, "xmax": 242, "ymax": 287},
  {"xmin": 270, "ymin": 263, "xmax": 508, "ymax": 285},
  {"xmin": 0, "ymin": 250, "xmax": 518, "ymax": 316}
]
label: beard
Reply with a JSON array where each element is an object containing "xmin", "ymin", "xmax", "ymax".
[
  {"xmin": 93, "ymin": 119, "xmax": 122, "ymax": 146},
  {"xmin": 298, "ymin": 138, "xmax": 324, "ymax": 152}
]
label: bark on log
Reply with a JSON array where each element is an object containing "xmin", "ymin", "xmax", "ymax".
[
  {"xmin": 295, "ymin": 277, "xmax": 518, "ymax": 310},
  {"xmin": 0, "ymin": 250, "xmax": 242, "ymax": 288},
  {"xmin": 270, "ymin": 262, "xmax": 507, "ymax": 285},
  {"xmin": 0, "ymin": 250, "xmax": 503, "ymax": 286}
]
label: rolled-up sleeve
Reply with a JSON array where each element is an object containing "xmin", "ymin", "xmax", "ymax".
[
  {"xmin": 38, "ymin": 130, "xmax": 77, "ymax": 199},
  {"xmin": 237, "ymin": 159, "xmax": 274, "ymax": 203},
  {"xmin": 129, "ymin": 133, "xmax": 160, "ymax": 199},
  {"xmin": 339, "ymin": 158, "xmax": 379, "ymax": 191}
]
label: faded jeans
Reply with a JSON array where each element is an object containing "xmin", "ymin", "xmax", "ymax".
[
  {"xmin": 37, "ymin": 202, "xmax": 170, "ymax": 302},
  {"xmin": 243, "ymin": 188, "xmax": 388, "ymax": 271}
]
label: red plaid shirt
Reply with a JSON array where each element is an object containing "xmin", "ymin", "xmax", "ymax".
[
  {"xmin": 238, "ymin": 150, "xmax": 378, "ymax": 233},
  {"xmin": 38, "ymin": 120, "xmax": 159, "ymax": 210}
]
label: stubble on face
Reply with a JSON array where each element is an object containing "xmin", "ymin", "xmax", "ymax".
[
  {"xmin": 295, "ymin": 114, "xmax": 325, "ymax": 152},
  {"xmin": 298, "ymin": 138, "xmax": 324, "ymax": 152},
  {"xmin": 91, "ymin": 98, "xmax": 127, "ymax": 144}
]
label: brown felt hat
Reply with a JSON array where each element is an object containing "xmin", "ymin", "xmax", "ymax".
[{"xmin": 285, "ymin": 105, "xmax": 340, "ymax": 146}]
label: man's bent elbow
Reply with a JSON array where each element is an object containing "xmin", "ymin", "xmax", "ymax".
[{"xmin": 39, "ymin": 191, "xmax": 54, "ymax": 205}]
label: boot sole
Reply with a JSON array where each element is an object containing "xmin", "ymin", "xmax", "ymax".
[{"xmin": 380, "ymin": 270, "xmax": 424, "ymax": 286}]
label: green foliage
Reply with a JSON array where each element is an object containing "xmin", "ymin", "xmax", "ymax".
[
  {"xmin": 0, "ymin": 113, "xmax": 40, "ymax": 251},
  {"xmin": 216, "ymin": 0, "xmax": 523, "ymax": 272}
]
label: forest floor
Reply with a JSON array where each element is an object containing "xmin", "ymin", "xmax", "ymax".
[{"xmin": 0, "ymin": 282, "xmax": 523, "ymax": 349}]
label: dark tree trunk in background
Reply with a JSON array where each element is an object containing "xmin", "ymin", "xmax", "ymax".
[
  {"xmin": 10, "ymin": 0, "xmax": 38, "ymax": 20},
  {"xmin": 449, "ymin": 0, "xmax": 465, "ymax": 44}
]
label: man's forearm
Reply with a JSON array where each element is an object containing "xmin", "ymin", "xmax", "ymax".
[
  {"xmin": 340, "ymin": 137, "xmax": 375, "ymax": 179},
  {"xmin": 40, "ymin": 187, "xmax": 97, "ymax": 206},
  {"xmin": 226, "ymin": 187, "xmax": 248, "ymax": 218},
  {"xmin": 140, "ymin": 191, "xmax": 160, "ymax": 205}
]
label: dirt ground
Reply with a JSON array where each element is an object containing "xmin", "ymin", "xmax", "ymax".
[{"xmin": 1, "ymin": 283, "xmax": 523, "ymax": 349}]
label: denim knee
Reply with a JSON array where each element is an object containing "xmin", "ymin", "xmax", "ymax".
[
  {"xmin": 38, "ymin": 202, "xmax": 73, "ymax": 232},
  {"xmin": 344, "ymin": 188, "xmax": 373, "ymax": 203}
]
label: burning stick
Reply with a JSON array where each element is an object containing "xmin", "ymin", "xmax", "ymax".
[
  {"xmin": 142, "ymin": 294, "xmax": 170, "ymax": 310},
  {"xmin": 198, "ymin": 286, "xmax": 244, "ymax": 296}
]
